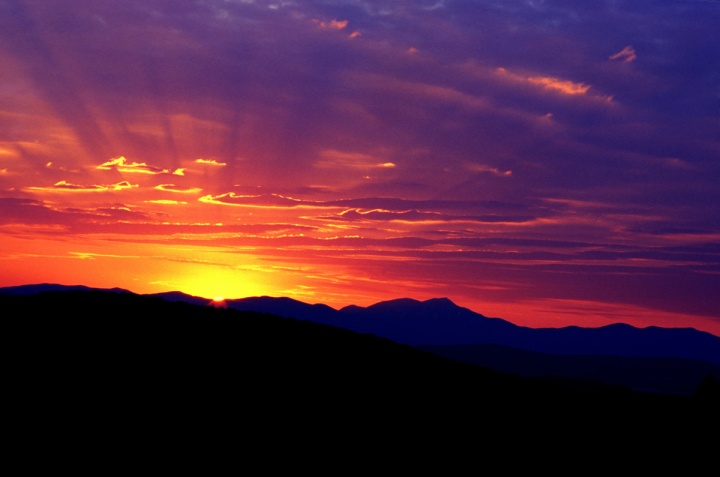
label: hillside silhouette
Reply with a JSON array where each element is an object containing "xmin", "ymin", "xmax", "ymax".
[
  {"xmin": 3, "ymin": 288, "xmax": 719, "ymax": 465},
  {"xmin": 142, "ymin": 289, "xmax": 720, "ymax": 395},
  {"xmin": 151, "ymin": 291, "xmax": 720, "ymax": 365}
]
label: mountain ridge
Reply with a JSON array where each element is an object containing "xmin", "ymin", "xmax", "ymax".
[
  {"xmin": 3, "ymin": 283, "xmax": 719, "ymax": 355},
  {"xmin": 2, "ymin": 283, "xmax": 718, "ymax": 397},
  {"xmin": 6, "ymin": 281, "xmax": 713, "ymax": 332}
]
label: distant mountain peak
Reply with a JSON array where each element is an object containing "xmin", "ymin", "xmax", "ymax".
[
  {"xmin": 367, "ymin": 297, "xmax": 450, "ymax": 311},
  {"xmin": 374, "ymin": 297, "xmax": 423, "ymax": 306},
  {"xmin": 424, "ymin": 297, "xmax": 455, "ymax": 305},
  {"xmin": 0, "ymin": 283, "xmax": 132, "ymax": 295},
  {"xmin": 2, "ymin": 284, "xmax": 718, "ymax": 365}
]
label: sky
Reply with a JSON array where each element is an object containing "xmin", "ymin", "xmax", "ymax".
[{"xmin": 1, "ymin": 0, "xmax": 719, "ymax": 336}]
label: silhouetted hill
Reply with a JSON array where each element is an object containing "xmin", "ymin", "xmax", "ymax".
[
  {"xmin": 418, "ymin": 343, "xmax": 720, "ymax": 396},
  {"xmin": 183, "ymin": 294, "xmax": 719, "ymax": 366},
  {"xmin": 179, "ymin": 293, "xmax": 720, "ymax": 395},
  {"xmin": 3, "ymin": 288, "xmax": 719, "ymax": 464},
  {"xmin": 2, "ymin": 289, "xmax": 617, "ymax": 404},
  {"xmin": 4, "ymin": 284, "xmax": 719, "ymax": 397},
  {"xmin": 334, "ymin": 298, "xmax": 720, "ymax": 364},
  {"xmin": 0, "ymin": 282, "xmax": 131, "ymax": 295}
]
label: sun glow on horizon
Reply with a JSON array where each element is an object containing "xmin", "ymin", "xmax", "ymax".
[
  {"xmin": 0, "ymin": 1, "xmax": 718, "ymax": 339},
  {"xmin": 167, "ymin": 257, "xmax": 285, "ymax": 301}
]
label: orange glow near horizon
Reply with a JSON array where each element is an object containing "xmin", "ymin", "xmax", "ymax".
[
  {"xmin": 1, "ymin": 2, "xmax": 719, "ymax": 339},
  {"xmin": 2, "ymin": 195, "xmax": 719, "ymax": 337}
]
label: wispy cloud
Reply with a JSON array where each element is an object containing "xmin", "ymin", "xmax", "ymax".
[
  {"xmin": 155, "ymin": 184, "xmax": 203, "ymax": 194},
  {"xmin": 609, "ymin": 45, "xmax": 637, "ymax": 63},
  {"xmin": 313, "ymin": 19, "xmax": 349, "ymax": 30},
  {"xmin": 496, "ymin": 67, "xmax": 593, "ymax": 97},
  {"xmin": 199, "ymin": 193, "xmax": 308, "ymax": 208},
  {"xmin": 97, "ymin": 157, "xmax": 184, "ymax": 175},
  {"xmin": 195, "ymin": 159, "xmax": 227, "ymax": 167},
  {"xmin": 26, "ymin": 181, "xmax": 138, "ymax": 192},
  {"xmin": 315, "ymin": 150, "xmax": 396, "ymax": 170}
]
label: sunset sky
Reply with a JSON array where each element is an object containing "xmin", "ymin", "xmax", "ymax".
[{"xmin": 1, "ymin": 0, "xmax": 719, "ymax": 336}]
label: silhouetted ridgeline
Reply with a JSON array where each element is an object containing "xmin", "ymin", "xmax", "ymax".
[
  {"xmin": 145, "ymin": 290, "xmax": 720, "ymax": 396},
  {"xmin": 1, "ymin": 289, "xmax": 621, "ymax": 404},
  {"xmin": 417, "ymin": 343, "xmax": 720, "ymax": 396},
  {"xmin": 150, "ymin": 291, "xmax": 720, "ymax": 366},
  {"xmin": 3, "ymin": 287, "xmax": 719, "ymax": 466}
]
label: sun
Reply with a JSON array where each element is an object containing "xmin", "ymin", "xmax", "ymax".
[{"xmin": 169, "ymin": 260, "xmax": 276, "ymax": 301}]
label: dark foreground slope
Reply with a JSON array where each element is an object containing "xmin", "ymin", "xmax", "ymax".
[
  {"xmin": 419, "ymin": 343, "xmax": 720, "ymax": 396},
  {"xmin": 3, "ymin": 290, "xmax": 718, "ymax": 468}
]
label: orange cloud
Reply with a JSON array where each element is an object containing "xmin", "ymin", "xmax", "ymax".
[
  {"xmin": 45, "ymin": 162, "xmax": 80, "ymax": 173},
  {"xmin": 195, "ymin": 158, "xmax": 227, "ymax": 166},
  {"xmin": 315, "ymin": 150, "xmax": 397, "ymax": 171},
  {"xmin": 199, "ymin": 192, "xmax": 310, "ymax": 208},
  {"xmin": 96, "ymin": 156, "xmax": 183, "ymax": 175},
  {"xmin": 26, "ymin": 180, "xmax": 138, "ymax": 192},
  {"xmin": 314, "ymin": 19, "xmax": 348, "ymax": 30},
  {"xmin": 467, "ymin": 163, "xmax": 512, "ymax": 177},
  {"xmin": 496, "ymin": 67, "xmax": 591, "ymax": 96},
  {"xmin": 526, "ymin": 76, "xmax": 591, "ymax": 95},
  {"xmin": 146, "ymin": 199, "xmax": 188, "ymax": 205},
  {"xmin": 312, "ymin": 18, "xmax": 360, "ymax": 39},
  {"xmin": 155, "ymin": 184, "xmax": 203, "ymax": 194},
  {"xmin": 336, "ymin": 208, "xmax": 442, "ymax": 223},
  {"xmin": 609, "ymin": 45, "xmax": 637, "ymax": 63}
]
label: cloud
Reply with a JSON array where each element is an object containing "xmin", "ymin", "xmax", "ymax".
[
  {"xmin": 194, "ymin": 193, "xmax": 540, "ymax": 227},
  {"xmin": 609, "ymin": 45, "xmax": 637, "ymax": 63},
  {"xmin": 314, "ymin": 150, "xmax": 396, "ymax": 170},
  {"xmin": 146, "ymin": 199, "xmax": 188, "ymax": 205},
  {"xmin": 195, "ymin": 159, "xmax": 227, "ymax": 167},
  {"xmin": 0, "ymin": 198, "xmax": 149, "ymax": 229},
  {"xmin": 527, "ymin": 75, "xmax": 591, "ymax": 95},
  {"xmin": 312, "ymin": 17, "xmax": 362, "ymax": 39},
  {"xmin": 322, "ymin": 197, "xmax": 533, "ymax": 214},
  {"xmin": 336, "ymin": 209, "xmax": 442, "ymax": 222},
  {"xmin": 313, "ymin": 19, "xmax": 348, "ymax": 30},
  {"xmin": 0, "ymin": 146, "xmax": 16, "ymax": 158},
  {"xmin": 496, "ymin": 67, "xmax": 591, "ymax": 96},
  {"xmin": 199, "ymin": 192, "xmax": 308, "ymax": 208},
  {"xmin": 96, "ymin": 157, "xmax": 184, "ymax": 175},
  {"xmin": 466, "ymin": 163, "xmax": 512, "ymax": 177},
  {"xmin": 325, "ymin": 208, "xmax": 535, "ymax": 224},
  {"xmin": 348, "ymin": 72, "xmax": 490, "ymax": 110},
  {"xmin": 155, "ymin": 184, "xmax": 203, "ymax": 194},
  {"xmin": 26, "ymin": 180, "xmax": 138, "ymax": 192},
  {"xmin": 45, "ymin": 162, "xmax": 80, "ymax": 173},
  {"xmin": 68, "ymin": 251, "xmax": 139, "ymax": 260},
  {"xmin": 2, "ymin": 1, "xmax": 719, "ymax": 332}
]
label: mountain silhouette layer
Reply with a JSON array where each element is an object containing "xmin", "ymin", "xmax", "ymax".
[
  {"xmin": 3, "ymin": 285, "xmax": 719, "ymax": 466},
  {"xmin": 3, "ymin": 284, "xmax": 718, "ymax": 397},
  {"xmin": 149, "ymin": 290, "xmax": 720, "ymax": 365}
]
